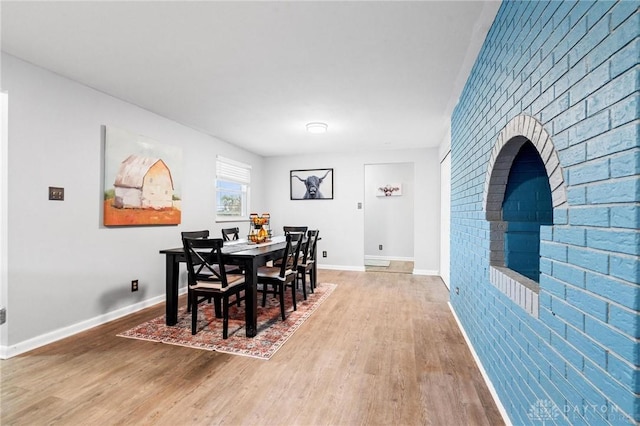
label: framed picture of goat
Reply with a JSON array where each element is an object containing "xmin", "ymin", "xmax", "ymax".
[{"xmin": 290, "ymin": 168, "xmax": 334, "ymax": 200}]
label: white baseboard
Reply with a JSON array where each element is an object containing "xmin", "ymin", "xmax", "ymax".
[
  {"xmin": 364, "ymin": 255, "xmax": 414, "ymax": 262},
  {"xmin": 318, "ymin": 264, "xmax": 366, "ymax": 272},
  {"xmin": 318, "ymin": 264, "xmax": 438, "ymax": 276},
  {"xmin": 412, "ymin": 269, "xmax": 439, "ymax": 276},
  {"xmin": 448, "ymin": 302, "xmax": 512, "ymax": 426},
  {"xmin": 0, "ymin": 288, "xmax": 188, "ymax": 359}
]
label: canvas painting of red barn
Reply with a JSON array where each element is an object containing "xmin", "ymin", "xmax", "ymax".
[{"xmin": 103, "ymin": 126, "xmax": 182, "ymax": 226}]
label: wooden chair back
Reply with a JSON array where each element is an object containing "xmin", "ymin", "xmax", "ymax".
[
  {"xmin": 283, "ymin": 226, "xmax": 308, "ymax": 235},
  {"xmin": 221, "ymin": 227, "xmax": 240, "ymax": 241},
  {"xmin": 277, "ymin": 232, "xmax": 304, "ymax": 279},
  {"xmin": 181, "ymin": 230, "xmax": 209, "ymax": 241},
  {"xmin": 304, "ymin": 230, "xmax": 320, "ymax": 263},
  {"xmin": 181, "ymin": 230, "xmax": 212, "ymax": 274},
  {"xmin": 183, "ymin": 238, "xmax": 229, "ymax": 287}
]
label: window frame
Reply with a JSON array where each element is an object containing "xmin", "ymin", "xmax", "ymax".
[{"xmin": 215, "ymin": 156, "xmax": 251, "ymax": 223}]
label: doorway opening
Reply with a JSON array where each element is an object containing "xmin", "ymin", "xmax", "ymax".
[{"xmin": 363, "ymin": 162, "xmax": 414, "ymax": 274}]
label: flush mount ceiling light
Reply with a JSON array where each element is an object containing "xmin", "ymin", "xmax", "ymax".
[{"xmin": 306, "ymin": 122, "xmax": 328, "ymax": 134}]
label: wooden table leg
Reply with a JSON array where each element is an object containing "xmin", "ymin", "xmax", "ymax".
[
  {"xmin": 244, "ymin": 258, "xmax": 259, "ymax": 337},
  {"xmin": 165, "ymin": 254, "xmax": 179, "ymax": 326}
]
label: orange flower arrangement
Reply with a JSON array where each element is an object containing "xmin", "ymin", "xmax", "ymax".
[{"xmin": 252, "ymin": 216, "xmax": 267, "ymax": 226}]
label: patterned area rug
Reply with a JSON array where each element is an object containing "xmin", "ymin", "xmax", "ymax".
[{"xmin": 118, "ymin": 282, "xmax": 336, "ymax": 360}]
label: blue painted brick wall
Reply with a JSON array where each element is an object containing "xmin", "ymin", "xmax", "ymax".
[{"xmin": 450, "ymin": 1, "xmax": 639, "ymax": 424}]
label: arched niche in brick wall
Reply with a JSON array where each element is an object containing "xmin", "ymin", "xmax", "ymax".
[{"xmin": 483, "ymin": 114, "xmax": 568, "ymax": 318}]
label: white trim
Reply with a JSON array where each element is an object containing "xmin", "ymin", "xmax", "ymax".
[
  {"xmin": 318, "ymin": 264, "xmax": 438, "ymax": 275},
  {"xmin": 412, "ymin": 269, "xmax": 439, "ymax": 276},
  {"xmin": 448, "ymin": 302, "xmax": 512, "ymax": 426},
  {"xmin": 0, "ymin": 289, "xmax": 187, "ymax": 359},
  {"xmin": 439, "ymin": 147, "xmax": 451, "ymax": 164},
  {"xmin": 364, "ymin": 255, "xmax": 414, "ymax": 262},
  {"xmin": 317, "ymin": 264, "xmax": 366, "ymax": 272},
  {"xmin": 215, "ymin": 218, "xmax": 250, "ymax": 224}
]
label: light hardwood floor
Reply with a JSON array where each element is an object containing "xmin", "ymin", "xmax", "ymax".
[{"xmin": 1, "ymin": 270, "xmax": 504, "ymax": 426}]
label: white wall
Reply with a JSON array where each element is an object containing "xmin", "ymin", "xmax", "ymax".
[
  {"xmin": 439, "ymin": 152, "xmax": 451, "ymax": 288},
  {"xmin": 1, "ymin": 91, "xmax": 8, "ymax": 348},
  {"xmin": 439, "ymin": 126, "xmax": 451, "ymax": 288},
  {"xmin": 263, "ymin": 149, "xmax": 439, "ymax": 274},
  {"xmin": 1, "ymin": 54, "xmax": 265, "ymax": 355},
  {"xmin": 364, "ymin": 163, "xmax": 414, "ymax": 260}
]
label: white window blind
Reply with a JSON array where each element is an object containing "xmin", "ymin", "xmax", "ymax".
[{"xmin": 216, "ymin": 156, "xmax": 251, "ymax": 183}]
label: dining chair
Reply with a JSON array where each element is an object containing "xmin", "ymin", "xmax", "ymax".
[
  {"xmin": 221, "ymin": 227, "xmax": 240, "ymax": 241},
  {"xmin": 181, "ymin": 230, "xmax": 211, "ymax": 313},
  {"xmin": 183, "ymin": 237, "xmax": 247, "ymax": 338},
  {"xmin": 296, "ymin": 229, "xmax": 320, "ymax": 299},
  {"xmin": 256, "ymin": 232, "xmax": 304, "ymax": 321},
  {"xmin": 220, "ymin": 227, "xmax": 244, "ymax": 279},
  {"xmin": 282, "ymin": 226, "xmax": 309, "ymax": 264},
  {"xmin": 182, "ymin": 230, "xmax": 242, "ymax": 312},
  {"xmin": 283, "ymin": 226, "xmax": 308, "ymax": 235}
]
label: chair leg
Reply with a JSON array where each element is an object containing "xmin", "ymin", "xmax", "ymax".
[
  {"xmin": 300, "ymin": 271, "xmax": 307, "ymax": 300},
  {"xmin": 222, "ymin": 295, "xmax": 229, "ymax": 339},
  {"xmin": 262, "ymin": 284, "xmax": 268, "ymax": 307},
  {"xmin": 214, "ymin": 298, "xmax": 222, "ymax": 318},
  {"xmin": 279, "ymin": 285, "xmax": 286, "ymax": 320},
  {"xmin": 187, "ymin": 288, "xmax": 192, "ymax": 312},
  {"xmin": 191, "ymin": 292, "xmax": 198, "ymax": 335},
  {"xmin": 291, "ymin": 281, "xmax": 297, "ymax": 311}
]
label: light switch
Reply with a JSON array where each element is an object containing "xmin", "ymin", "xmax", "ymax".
[{"xmin": 49, "ymin": 187, "xmax": 64, "ymax": 201}]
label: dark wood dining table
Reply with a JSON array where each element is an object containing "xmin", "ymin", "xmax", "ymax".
[{"xmin": 159, "ymin": 235, "xmax": 292, "ymax": 337}]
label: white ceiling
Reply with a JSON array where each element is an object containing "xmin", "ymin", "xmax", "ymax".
[{"xmin": 1, "ymin": 1, "xmax": 500, "ymax": 157}]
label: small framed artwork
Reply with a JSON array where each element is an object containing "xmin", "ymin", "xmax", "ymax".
[
  {"xmin": 290, "ymin": 168, "xmax": 334, "ymax": 200},
  {"xmin": 377, "ymin": 183, "xmax": 402, "ymax": 197}
]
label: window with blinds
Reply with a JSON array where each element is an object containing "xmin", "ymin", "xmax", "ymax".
[{"xmin": 216, "ymin": 156, "xmax": 251, "ymax": 221}]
